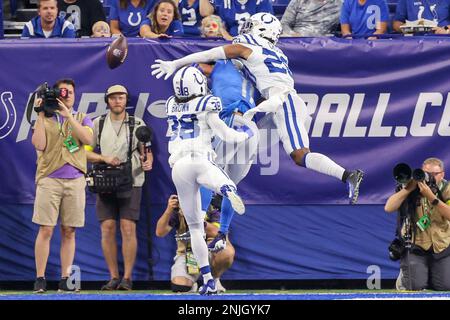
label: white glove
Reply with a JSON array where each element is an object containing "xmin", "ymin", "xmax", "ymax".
[
  {"xmin": 243, "ymin": 108, "xmax": 258, "ymax": 121},
  {"xmin": 150, "ymin": 59, "xmax": 177, "ymax": 80}
]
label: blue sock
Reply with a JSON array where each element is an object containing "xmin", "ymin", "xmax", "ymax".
[
  {"xmin": 219, "ymin": 196, "xmax": 234, "ymax": 234},
  {"xmin": 200, "ymin": 265, "xmax": 211, "ymax": 275},
  {"xmin": 199, "ymin": 187, "xmax": 213, "ymax": 212}
]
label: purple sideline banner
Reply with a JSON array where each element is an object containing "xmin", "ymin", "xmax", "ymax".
[{"xmin": 0, "ymin": 37, "xmax": 449, "ymax": 205}]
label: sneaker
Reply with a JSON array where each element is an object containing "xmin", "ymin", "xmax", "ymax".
[
  {"xmin": 347, "ymin": 170, "xmax": 364, "ymax": 205},
  {"xmin": 33, "ymin": 277, "xmax": 47, "ymax": 293},
  {"xmin": 395, "ymin": 270, "xmax": 406, "ymax": 291},
  {"xmin": 208, "ymin": 231, "xmax": 227, "ymax": 253},
  {"xmin": 117, "ymin": 278, "xmax": 133, "ymax": 291},
  {"xmin": 220, "ymin": 185, "xmax": 245, "ymax": 215},
  {"xmin": 215, "ymin": 279, "xmax": 226, "ymax": 293},
  {"xmin": 58, "ymin": 277, "xmax": 80, "ymax": 293},
  {"xmin": 188, "ymin": 282, "xmax": 198, "ymax": 293},
  {"xmin": 198, "ymin": 279, "xmax": 217, "ymax": 295},
  {"xmin": 101, "ymin": 278, "xmax": 121, "ymax": 291}
]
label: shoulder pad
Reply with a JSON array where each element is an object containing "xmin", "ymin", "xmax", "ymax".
[{"xmin": 233, "ymin": 35, "xmax": 254, "ymax": 46}]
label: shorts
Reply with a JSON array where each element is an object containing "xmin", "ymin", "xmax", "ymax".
[
  {"xmin": 171, "ymin": 254, "xmax": 200, "ymax": 283},
  {"xmin": 171, "ymin": 252, "xmax": 214, "ymax": 283},
  {"xmin": 96, "ymin": 187, "xmax": 142, "ymax": 221},
  {"xmin": 32, "ymin": 176, "xmax": 86, "ymax": 227}
]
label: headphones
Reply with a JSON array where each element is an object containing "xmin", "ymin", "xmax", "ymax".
[{"xmin": 104, "ymin": 84, "xmax": 131, "ymax": 106}]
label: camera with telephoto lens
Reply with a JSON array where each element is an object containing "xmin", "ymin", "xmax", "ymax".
[
  {"xmin": 34, "ymin": 82, "xmax": 69, "ymax": 117},
  {"xmin": 388, "ymin": 162, "xmax": 440, "ymax": 260},
  {"xmin": 393, "ymin": 163, "xmax": 439, "ymax": 193}
]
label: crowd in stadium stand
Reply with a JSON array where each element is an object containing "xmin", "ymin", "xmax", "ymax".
[{"xmin": 1, "ymin": 0, "xmax": 449, "ymax": 39}]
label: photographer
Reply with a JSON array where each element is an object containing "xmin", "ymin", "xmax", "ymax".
[
  {"xmin": 31, "ymin": 78, "xmax": 94, "ymax": 293},
  {"xmin": 156, "ymin": 195, "xmax": 233, "ymax": 293},
  {"xmin": 385, "ymin": 158, "xmax": 450, "ymax": 291},
  {"xmin": 86, "ymin": 85, "xmax": 153, "ymax": 291}
]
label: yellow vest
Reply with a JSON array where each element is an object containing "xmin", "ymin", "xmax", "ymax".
[
  {"xmin": 414, "ymin": 182, "xmax": 450, "ymax": 253},
  {"xmin": 35, "ymin": 113, "xmax": 88, "ymax": 183}
]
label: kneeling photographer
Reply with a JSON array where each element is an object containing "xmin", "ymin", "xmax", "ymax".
[
  {"xmin": 86, "ymin": 85, "xmax": 153, "ymax": 291},
  {"xmin": 385, "ymin": 158, "xmax": 450, "ymax": 291}
]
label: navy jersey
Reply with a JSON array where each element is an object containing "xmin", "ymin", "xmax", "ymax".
[
  {"xmin": 210, "ymin": 60, "xmax": 257, "ymax": 121},
  {"xmin": 179, "ymin": 0, "xmax": 202, "ymax": 36},
  {"xmin": 212, "ymin": 0, "xmax": 273, "ymax": 36}
]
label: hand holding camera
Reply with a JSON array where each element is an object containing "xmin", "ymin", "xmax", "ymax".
[
  {"xmin": 167, "ymin": 195, "xmax": 179, "ymax": 212},
  {"xmin": 55, "ymin": 98, "xmax": 71, "ymax": 119},
  {"xmin": 404, "ymin": 179, "xmax": 418, "ymax": 193},
  {"xmin": 417, "ymin": 181, "xmax": 435, "ymax": 201}
]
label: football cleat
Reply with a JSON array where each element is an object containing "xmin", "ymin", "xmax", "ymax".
[
  {"xmin": 220, "ymin": 185, "xmax": 245, "ymax": 215},
  {"xmin": 198, "ymin": 279, "xmax": 217, "ymax": 295},
  {"xmin": 347, "ymin": 169, "xmax": 364, "ymax": 205}
]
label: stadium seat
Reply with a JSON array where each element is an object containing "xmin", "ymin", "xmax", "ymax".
[{"xmin": 103, "ymin": 5, "xmax": 110, "ymax": 18}]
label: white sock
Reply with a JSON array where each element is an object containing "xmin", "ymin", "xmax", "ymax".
[
  {"xmin": 188, "ymin": 223, "xmax": 213, "ymax": 283},
  {"xmin": 304, "ymin": 152, "xmax": 345, "ymax": 181}
]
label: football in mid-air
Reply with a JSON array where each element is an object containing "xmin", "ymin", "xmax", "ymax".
[{"xmin": 106, "ymin": 35, "xmax": 128, "ymax": 69}]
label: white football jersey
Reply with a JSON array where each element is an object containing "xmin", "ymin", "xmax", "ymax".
[
  {"xmin": 166, "ymin": 94, "xmax": 250, "ymax": 167},
  {"xmin": 232, "ymin": 34, "xmax": 295, "ymax": 99},
  {"xmin": 166, "ymin": 94, "xmax": 221, "ymax": 164}
]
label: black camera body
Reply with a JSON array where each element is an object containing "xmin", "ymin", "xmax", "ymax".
[
  {"xmin": 388, "ymin": 238, "xmax": 406, "ymax": 261},
  {"xmin": 34, "ymin": 82, "xmax": 68, "ymax": 117},
  {"xmin": 389, "ymin": 163, "xmax": 443, "ymax": 260},
  {"xmin": 86, "ymin": 161, "xmax": 133, "ymax": 197}
]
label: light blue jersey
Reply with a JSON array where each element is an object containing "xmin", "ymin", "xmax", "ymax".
[{"xmin": 210, "ymin": 60, "xmax": 257, "ymax": 124}]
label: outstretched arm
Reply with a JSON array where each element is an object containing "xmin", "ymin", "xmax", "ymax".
[
  {"xmin": 151, "ymin": 44, "xmax": 252, "ymax": 80},
  {"xmin": 243, "ymin": 91, "xmax": 286, "ymax": 120},
  {"xmin": 207, "ymin": 112, "xmax": 252, "ymax": 143}
]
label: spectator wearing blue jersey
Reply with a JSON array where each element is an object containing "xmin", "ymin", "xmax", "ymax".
[
  {"xmin": 109, "ymin": 0, "xmax": 155, "ymax": 37},
  {"xmin": 200, "ymin": 0, "xmax": 274, "ymax": 36},
  {"xmin": 340, "ymin": 0, "xmax": 389, "ymax": 37},
  {"xmin": 140, "ymin": 0, "xmax": 184, "ymax": 38},
  {"xmin": 393, "ymin": 0, "xmax": 450, "ymax": 34},
  {"xmin": 179, "ymin": 0, "xmax": 202, "ymax": 36},
  {"xmin": 22, "ymin": 0, "xmax": 76, "ymax": 38}
]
